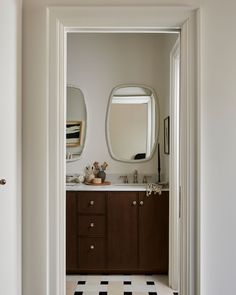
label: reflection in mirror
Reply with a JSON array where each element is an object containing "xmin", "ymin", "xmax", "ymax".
[
  {"xmin": 106, "ymin": 85, "xmax": 159, "ymax": 162},
  {"xmin": 66, "ymin": 86, "xmax": 87, "ymax": 162}
]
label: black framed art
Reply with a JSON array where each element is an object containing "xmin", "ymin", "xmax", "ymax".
[
  {"xmin": 66, "ymin": 121, "xmax": 82, "ymax": 147},
  {"xmin": 164, "ymin": 116, "xmax": 170, "ymax": 154}
]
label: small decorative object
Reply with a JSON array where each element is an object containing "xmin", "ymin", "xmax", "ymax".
[
  {"xmin": 164, "ymin": 116, "xmax": 170, "ymax": 154},
  {"xmin": 74, "ymin": 174, "xmax": 85, "ymax": 183},
  {"xmin": 93, "ymin": 178, "xmax": 102, "ymax": 184},
  {"xmin": 93, "ymin": 161, "xmax": 100, "ymax": 176},
  {"xmin": 85, "ymin": 165, "xmax": 95, "ymax": 183},
  {"xmin": 66, "ymin": 173, "xmax": 85, "ymax": 183},
  {"xmin": 97, "ymin": 170, "xmax": 106, "ymax": 182},
  {"xmin": 66, "ymin": 174, "xmax": 75, "ymax": 183},
  {"xmin": 146, "ymin": 183, "xmax": 162, "ymax": 197},
  {"xmin": 92, "ymin": 161, "xmax": 108, "ymax": 183}
]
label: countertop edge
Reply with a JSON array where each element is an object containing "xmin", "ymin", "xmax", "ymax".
[{"xmin": 66, "ymin": 183, "xmax": 169, "ymax": 192}]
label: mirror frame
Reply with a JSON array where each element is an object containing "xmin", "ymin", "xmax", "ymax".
[
  {"xmin": 106, "ymin": 84, "xmax": 160, "ymax": 163},
  {"xmin": 66, "ymin": 84, "xmax": 87, "ymax": 162}
]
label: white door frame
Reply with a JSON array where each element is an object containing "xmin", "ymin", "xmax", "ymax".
[
  {"xmin": 169, "ymin": 37, "xmax": 180, "ymax": 291},
  {"xmin": 47, "ymin": 6, "xmax": 201, "ymax": 295}
]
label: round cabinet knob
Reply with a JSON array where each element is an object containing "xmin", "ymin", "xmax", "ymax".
[
  {"xmin": 89, "ymin": 200, "xmax": 94, "ymax": 206},
  {"xmin": 0, "ymin": 179, "xmax": 6, "ymax": 185},
  {"xmin": 90, "ymin": 245, "xmax": 95, "ymax": 250},
  {"xmin": 139, "ymin": 201, "xmax": 144, "ymax": 206},
  {"xmin": 90, "ymin": 222, "xmax": 94, "ymax": 228},
  {"xmin": 132, "ymin": 200, "xmax": 137, "ymax": 206}
]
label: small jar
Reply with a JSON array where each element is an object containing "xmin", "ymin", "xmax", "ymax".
[
  {"xmin": 97, "ymin": 170, "xmax": 106, "ymax": 182},
  {"xmin": 86, "ymin": 173, "xmax": 95, "ymax": 183}
]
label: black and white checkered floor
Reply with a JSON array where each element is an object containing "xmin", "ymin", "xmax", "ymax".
[{"xmin": 66, "ymin": 275, "xmax": 178, "ymax": 295}]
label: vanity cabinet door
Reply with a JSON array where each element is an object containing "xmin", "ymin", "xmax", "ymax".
[
  {"xmin": 107, "ymin": 192, "xmax": 138, "ymax": 270},
  {"xmin": 66, "ymin": 192, "xmax": 78, "ymax": 272},
  {"xmin": 138, "ymin": 191, "xmax": 169, "ymax": 273}
]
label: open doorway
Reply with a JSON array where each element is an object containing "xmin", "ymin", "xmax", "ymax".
[
  {"xmin": 47, "ymin": 6, "xmax": 199, "ymax": 295},
  {"xmin": 65, "ymin": 32, "xmax": 180, "ymax": 295}
]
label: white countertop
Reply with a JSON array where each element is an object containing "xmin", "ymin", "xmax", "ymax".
[{"xmin": 66, "ymin": 183, "xmax": 169, "ymax": 192}]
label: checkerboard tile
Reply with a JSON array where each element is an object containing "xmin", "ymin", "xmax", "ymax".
[{"xmin": 66, "ymin": 275, "xmax": 176, "ymax": 295}]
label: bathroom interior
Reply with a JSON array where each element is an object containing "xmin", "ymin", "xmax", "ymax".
[{"xmin": 66, "ymin": 32, "xmax": 180, "ymax": 295}]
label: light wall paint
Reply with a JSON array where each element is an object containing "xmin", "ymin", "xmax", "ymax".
[
  {"xmin": 22, "ymin": 1, "xmax": 236, "ymax": 295},
  {"xmin": 0, "ymin": 0, "xmax": 22, "ymax": 294},
  {"xmin": 67, "ymin": 33, "xmax": 176, "ymax": 178},
  {"xmin": 67, "ymin": 87, "xmax": 86, "ymax": 123},
  {"xmin": 109, "ymin": 104, "xmax": 147, "ymax": 160},
  {"xmin": 160, "ymin": 36, "xmax": 179, "ymax": 181}
]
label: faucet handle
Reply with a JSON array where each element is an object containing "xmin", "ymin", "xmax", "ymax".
[
  {"xmin": 133, "ymin": 170, "xmax": 138, "ymax": 183},
  {"xmin": 120, "ymin": 175, "xmax": 128, "ymax": 183},
  {"xmin": 143, "ymin": 175, "xmax": 152, "ymax": 183}
]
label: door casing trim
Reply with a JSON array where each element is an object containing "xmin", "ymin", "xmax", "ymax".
[{"xmin": 47, "ymin": 6, "xmax": 201, "ymax": 295}]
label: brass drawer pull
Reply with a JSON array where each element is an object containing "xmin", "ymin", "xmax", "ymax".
[
  {"xmin": 89, "ymin": 200, "xmax": 94, "ymax": 206},
  {"xmin": 132, "ymin": 200, "xmax": 137, "ymax": 206},
  {"xmin": 139, "ymin": 201, "xmax": 144, "ymax": 206},
  {"xmin": 90, "ymin": 245, "xmax": 95, "ymax": 250},
  {"xmin": 90, "ymin": 222, "xmax": 94, "ymax": 228}
]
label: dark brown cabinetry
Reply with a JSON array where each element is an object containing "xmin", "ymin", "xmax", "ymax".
[
  {"xmin": 139, "ymin": 191, "xmax": 169, "ymax": 273},
  {"xmin": 66, "ymin": 190, "xmax": 169, "ymax": 274},
  {"xmin": 66, "ymin": 191, "xmax": 106, "ymax": 273},
  {"xmin": 66, "ymin": 191, "xmax": 78, "ymax": 272},
  {"xmin": 107, "ymin": 192, "xmax": 138, "ymax": 270}
]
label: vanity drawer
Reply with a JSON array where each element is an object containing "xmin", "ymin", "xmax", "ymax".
[
  {"xmin": 78, "ymin": 237, "xmax": 106, "ymax": 269},
  {"xmin": 78, "ymin": 215, "xmax": 106, "ymax": 236},
  {"xmin": 77, "ymin": 192, "xmax": 106, "ymax": 214}
]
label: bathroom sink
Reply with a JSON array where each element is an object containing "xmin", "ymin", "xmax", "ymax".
[
  {"xmin": 114, "ymin": 183, "xmax": 147, "ymax": 187},
  {"xmin": 113, "ymin": 183, "xmax": 147, "ymax": 191}
]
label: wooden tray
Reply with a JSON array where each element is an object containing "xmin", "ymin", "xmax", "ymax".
[{"xmin": 84, "ymin": 181, "xmax": 111, "ymax": 186}]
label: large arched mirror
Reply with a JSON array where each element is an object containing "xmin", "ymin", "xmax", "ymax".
[
  {"xmin": 66, "ymin": 86, "xmax": 87, "ymax": 162},
  {"xmin": 106, "ymin": 85, "xmax": 159, "ymax": 163}
]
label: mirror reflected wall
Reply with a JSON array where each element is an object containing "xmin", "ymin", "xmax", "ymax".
[
  {"xmin": 66, "ymin": 86, "xmax": 87, "ymax": 162},
  {"xmin": 107, "ymin": 85, "xmax": 158, "ymax": 162},
  {"xmin": 67, "ymin": 33, "xmax": 178, "ymax": 179}
]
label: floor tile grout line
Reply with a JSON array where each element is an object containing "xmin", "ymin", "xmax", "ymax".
[{"xmin": 67, "ymin": 275, "xmax": 175, "ymax": 295}]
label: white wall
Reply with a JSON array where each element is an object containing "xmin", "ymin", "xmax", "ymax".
[
  {"xmin": 0, "ymin": 0, "xmax": 22, "ymax": 294},
  {"xmin": 22, "ymin": 1, "xmax": 236, "ymax": 295},
  {"xmin": 159, "ymin": 35, "xmax": 179, "ymax": 182},
  {"xmin": 200, "ymin": 1, "xmax": 236, "ymax": 294},
  {"xmin": 67, "ymin": 33, "xmax": 176, "ymax": 177},
  {"xmin": 110, "ymin": 104, "xmax": 147, "ymax": 160}
]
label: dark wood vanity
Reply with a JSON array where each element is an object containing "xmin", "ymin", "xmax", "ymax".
[{"xmin": 66, "ymin": 190, "xmax": 169, "ymax": 274}]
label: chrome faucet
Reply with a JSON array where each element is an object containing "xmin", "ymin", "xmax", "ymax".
[
  {"xmin": 120, "ymin": 175, "xmax": 128, "ymax": 183},
  {"xmin": 142, "ymin": 175, "xmax": 152, "ymax": 183},
  {"xmin": 133, "ymin": 170, "xmax": 138, "ymax": 183}
]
